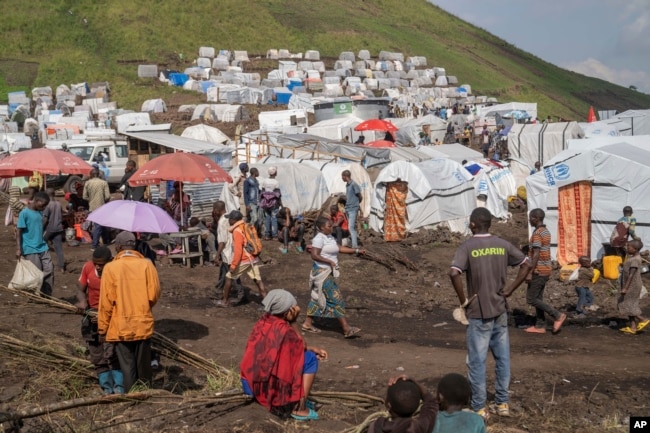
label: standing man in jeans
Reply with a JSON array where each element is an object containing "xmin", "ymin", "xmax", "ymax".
[
  {"xmin": 83, "ymin": 168, "xmax": 111, "ymax": 251},
  {"xmin": 244, "ymin": 167, "xmax": 261, "ymax": 232},
  {"xmin": 521, "ymin": 208, "xmax": 567, "ymax": 334},
  {"xmin": 450, "ymin": 208, "xmax": 529, "ymax": 422},
  {"xmin": 342, "ymin": 170, "xmax": 362, "ymax": 248}
]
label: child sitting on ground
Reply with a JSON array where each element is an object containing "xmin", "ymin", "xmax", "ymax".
[
  {"xmin": 367, "ymin": 375, "xmax": 438, "ymax": 433},
  {"xmin": 432, "ymin": 373, "xmax": 485, "ymax": 433},
  {"xmin": 574, "ymin": 256, "xmax": 597, "ymax": 318}
]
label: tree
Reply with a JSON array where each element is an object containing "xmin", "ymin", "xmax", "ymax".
[{"xmin": 629, "ymin": 85, "xmax": 638, "ymax": 91}]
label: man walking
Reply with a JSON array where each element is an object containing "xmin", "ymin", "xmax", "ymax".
[
  {"xmin": 43, "ymin": 187, "xmax": 65, "ymax": 273},
  {"xmin": 520, "ymin": 208, "xmax": 566, "ymax": 334},
  {"xmin": 213, "ymin": 201, "xmax": 242, "ymax": 300},
  {"xmin": 342, "ymin": 170, "xmax": 362, "ymax": 249},
  {"xmin": 449, "ymin": 207, "xmax": 529, "ymax": 422},
  {"xmin": 216, "ymin": 210, "xmax": 266, "ymax": 307},
  {"xmin": 83, "ymin": 168, "xmax": 111, "ymax": 250},
  {"xmin": 98, "ymin": 231, "xmax": 160, "ymax": 392},
  {"xmin": 16, "ymin": 191, "xmax": 54, "ymax": 296},
  {"xmin": 119, "ymin": 160, "xmax": 146, "ymax": 202}
]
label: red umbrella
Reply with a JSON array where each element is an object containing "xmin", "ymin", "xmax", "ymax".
[
  {"xmin": 128, "ymin": 152, "xmax": 233, "ymax": 228},
  {"xmin": 128, "ymin": 152, "xmax": 232, "ymax": 186},
  {"xmin": 364, "ymin": 140, "xmax": 398, "ymax": 148},
  {"xmin": 354, "ymin": 119, "xmax": 399, "ymax": 132},
  {"xmin": 0, "ymin": 148, "xmax": 91, "ymax": 177}
]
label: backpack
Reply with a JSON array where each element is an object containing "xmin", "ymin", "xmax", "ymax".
[
  {"xmin": 239, "ymin": 223, "xmax": 263, "ymax": 256},
  {"xmin": 259, "ymin": 190, "xmax": 280, "ymax": 210}
]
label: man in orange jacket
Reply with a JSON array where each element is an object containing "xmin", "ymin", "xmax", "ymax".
[
  {"xmin": 216, "ymin": 210, "xmax": 266, "ymax": 308},
  {"xmin": 98, "ymin": 231, "xmax": 160, "ymax": 392}
]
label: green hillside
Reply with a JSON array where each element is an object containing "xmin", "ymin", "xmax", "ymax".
[{"xmin": 1, "ymin": 0, "xmax": 649, "ymax": 119}]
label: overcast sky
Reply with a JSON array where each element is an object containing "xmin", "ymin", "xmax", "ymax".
[{"xmin": 430, "ymin": 0, "xmax": 650, "ymax": 94}]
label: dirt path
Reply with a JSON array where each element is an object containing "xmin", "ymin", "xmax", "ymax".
[{"xmin": 0, "ymin": 205, "xmax": 647, "ymax": 433}]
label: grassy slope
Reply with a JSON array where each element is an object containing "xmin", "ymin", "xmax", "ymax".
[{"xmin": 1, "ymin": 0, "xmax": 649, "ymax": 119}]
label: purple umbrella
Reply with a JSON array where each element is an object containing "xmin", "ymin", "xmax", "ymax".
[{"xmin": 86, "ymin": 200, "xmax": 179, "ymax": 234}]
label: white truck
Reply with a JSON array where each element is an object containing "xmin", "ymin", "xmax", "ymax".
[{"xmin": 46, "ymin": 139, "xmax": 130, "ymax": 191}]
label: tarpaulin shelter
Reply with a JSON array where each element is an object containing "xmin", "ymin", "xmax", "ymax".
[
  {"xmin": 526, "ymin": 142, "xmax": 650, "ymax": 263},
  {"xmin": 507, "ymin": 122, "xmax": 584, "ymax": 167},
  {"xmin": 370, "ymin": 159, "xmax": 475, "ymax": 234}
]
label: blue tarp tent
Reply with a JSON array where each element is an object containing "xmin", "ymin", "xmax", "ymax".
[{"xmin": 169, "ymin": 73, "xmax": 189, "ymax": 87}]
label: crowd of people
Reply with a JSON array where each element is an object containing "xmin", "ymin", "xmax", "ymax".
[{"xmin": 7, "ymin": 156, "xmax": 646, "ymax": 429}]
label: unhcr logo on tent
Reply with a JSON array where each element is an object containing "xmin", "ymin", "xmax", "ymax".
[{"xmin": 543, "ymin": 163, "xmax": 570, "ymax": 186}]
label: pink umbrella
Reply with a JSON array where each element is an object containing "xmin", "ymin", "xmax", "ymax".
[{"xmin": 86, "ymin": 200, "xmax": 179, "ymax": 233}]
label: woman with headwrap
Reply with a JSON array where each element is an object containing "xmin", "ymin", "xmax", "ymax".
[{"xmin": 240, "ymin": 289, "xmax": 327, "ymax": 421}]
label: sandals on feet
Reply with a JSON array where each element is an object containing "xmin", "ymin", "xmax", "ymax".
[
  {"xmin": 524, "ymin": 326, "xmax": 546, "ymax": 334},
  {"xmin": 637, "ymin": 320, "xmax": 650, "ymax": 331},
  {"xmin": 291, "ymin": 408, "xmax": 319, "ymax": 421},
  {"xmin": 301, "ymin": 325, "xmax": 321, "ymax": 334},
  {"xmin": 213, "ymin": 300, "xmax": 232, "ymax": 308},
  {"xmin": 344, "ymin": 327, "xmax": 361, "ymax": 339},
  {"xmin": 620, "ymin": 326, "xmax": 637, "ymax": 335}
]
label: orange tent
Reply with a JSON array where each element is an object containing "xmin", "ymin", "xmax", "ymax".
[{"xmin": 587, "ymin": 106, "xmax": 597, "ymax": 123}]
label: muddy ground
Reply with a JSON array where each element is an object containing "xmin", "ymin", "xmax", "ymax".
[{"xmin": 0, "ymin": 203, "xmax": 648, "ymax": 433}]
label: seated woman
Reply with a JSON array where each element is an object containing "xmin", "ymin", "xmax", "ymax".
[
  {"xmin": 329, "ymin": 204, "xmax": 349, "ymax": 246},
  {"xmin": 240, "ymin": 289, "xmax": 327, "ymax": 420},
  {"xmin": 277, "ymin": 206, "xmax": 306, "ymax": 254}
]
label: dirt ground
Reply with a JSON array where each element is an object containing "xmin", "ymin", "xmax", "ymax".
[{"xmin": 0, "ymin": 202, "xmax": 648, "ymax": 433}]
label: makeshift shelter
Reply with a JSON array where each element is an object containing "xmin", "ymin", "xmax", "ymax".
[
  {"xmin": 478, "ymin": 102, "xmax": 538, "ymax": 121},
  {"xmin": 462, "ymin": 160, "xmax": 517, "ymax": 219},
  {"xmin": 391, "ymin": 114, "xmax": 447, "ymax": 145},
  {"xmin": 180, "ymin": 124, "xmax": 230, "ymax": 145},
  {"xmin": 612, "ymin": 110, "xmax": 650, "ymax": 136},
  {"xmin": 222, "ymin": 162, "xmax": 329, "ymax": 214},
  {"xmin": 191, "ymin": 104, "xmax": 250, "ymax": 122},
  {"xmin": 507, "ymin": 122, "xmax": 584, "ymax": 167},
  {"xmin": 526, "ymin": 143, "xmax": 650, "ymax": 264},
  {"xmin": 578, "ymin": 118, "xmax": 631, "ymax": 137},
  {"xmin": 370, "ymin": 159, "xmax": 475, "ymax": 235},
  {"xmin": 141, "ymin": 99, "xmax": 167, "ymax": 113}
]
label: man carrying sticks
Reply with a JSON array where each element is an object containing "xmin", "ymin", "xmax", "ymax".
[{"xmin": 98, "ymin": 231, "xmax": 160, "ymax": 392}]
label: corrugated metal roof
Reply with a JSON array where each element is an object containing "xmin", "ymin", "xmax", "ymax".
[{"xmin": 124, "ymin": 132, "xmax": 234, "ymax": 155}]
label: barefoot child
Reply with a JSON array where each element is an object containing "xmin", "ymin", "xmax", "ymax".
[
  {"xmin": 574, "ymin": 256, "xmax": 595, "ymax": 318},
  {"xmin": 433, "ymin": 373, "xmax": 486, "ymax": 433},
  {"xmin": 618, "ymin": 239, "xmax": 650, "ymax": 334},
  {"xmin": 368, "ymin": 375, "xmax": 438, "ymax": 433}
]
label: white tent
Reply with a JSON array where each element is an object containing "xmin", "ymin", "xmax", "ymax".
[
  {"xmin": 222, "ymin": 162, "xmax": 329, "ymax": 214},
  {"xmin": 141, "ymin": 99, "xmax": 167, "ymax": 113},
  {"xmin": 567, "ymin": 134, "xmax": 650, "ymax": 151},
  {"xmin": 507, "ymin": 122, "xmax": 584, "ymax": 167},
  {"xmin": 299, "ymin": 160, "xmax": 372, "ymax": 217},
  {"xmin": 526, "ymin": 143, "xmax": 650, "ymax": 261},
  {"xmin": 613, "ymin": 109, "xmax": 650, "ymax": 136},
  {"xmin": 308, "ymin": 116, "xmax": 363, "ymax": 141},
  {"xmin": 462, "ymin": 160, "xmax": 517, "ymax": 219},
  {"xmin": 370, "ymin": 159, "xmax": 475, "ymax": 234},
  {"xmin": 259, "ymin": 109, "xmax": 308, "ymax": 133},
  {"xmin": 578, "ymin": 118, "xmax": 631, "ymax": 138},
  {"xmin": 417, "ymin": 143, "xmax": 482, "ymax": 164},
  {"xmin": 478, "ymin": 102, "xmax": 538, "ymax": 120},
  {"xmin": 181, "ymin": 124, "xmax": 230, "ymax": 145},
  {"xmin": 191, "ymin": 104, "xmax": 249, "ymax": 122},
  {"xmin": 391, "ymin": 114, "xmax": 447, "ymax": 145}
]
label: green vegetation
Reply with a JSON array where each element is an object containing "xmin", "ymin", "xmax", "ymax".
[{"xmin": 1, "ymin": 0, "xmax": 649, "ymax": 118}]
